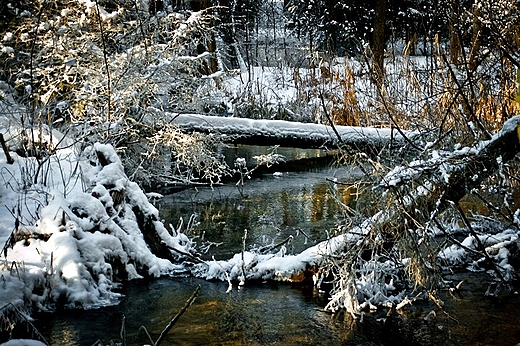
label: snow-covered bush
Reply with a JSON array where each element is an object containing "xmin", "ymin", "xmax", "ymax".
[
  {"xmin": 0, "ymin": 0, "xmax": 233, "ymax": 189},
  {"xmin": 0, "ymin": 141, "xmax": 198, "ymax": 315}
]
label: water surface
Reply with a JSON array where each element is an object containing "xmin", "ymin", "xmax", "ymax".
[{"xmin": 156, "ymin": 166, "xmax": 362, "ymax": 258}]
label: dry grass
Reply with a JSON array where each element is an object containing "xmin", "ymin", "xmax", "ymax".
[{"xmin": 292, "ymin": 43, "xmax": 520, "ymax": 151}]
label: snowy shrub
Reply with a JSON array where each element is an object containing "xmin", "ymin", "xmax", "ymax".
[
  {"xmin": 0, "ymin": 0, "xmax": 234, "ymax": 190},
  {"xmin": 0, "ymin": 142, "xmax": 199, "ymax": 313}
]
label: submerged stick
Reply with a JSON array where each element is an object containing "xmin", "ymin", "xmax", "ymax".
[
  {"xmin": 0, "ymin": 303, "xmax": 49, "ymax": 345},
  {"xmin": 240, "ymin": 229, "xmax": 247, "ymax": 286},
  {"xmin": 155, "ymin": 285, "xmax": 201, "ymax": 346},
  {"xmin": 212, "ymin": 255, "xmax": 233, "ymax": 293}
]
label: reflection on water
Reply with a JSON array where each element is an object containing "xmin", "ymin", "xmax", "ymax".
[
  {"xmin": 35, "ymin": 275, "xmax": 520, "ymax": 345},
  {"xmin": 219, "ymin": 144, "xmax": 338, "ymax": 171},
  {"xmin": 35, "ymin": 278, "xmax": 357, "ymax": 346},
  {"xmin": 156, "ymin": 168, "xmax": 360, "ymax": 258}
]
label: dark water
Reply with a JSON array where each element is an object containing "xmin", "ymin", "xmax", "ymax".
[
  {"xmin": 219, "ymin": 144, "xmax": 338, "ymax": 171},
  {"xmin": 156, "ymin": 166, "xmax": 361, "ymax": 259},
  {"xmin": 32, "ymin": 275, "xmax": 520, "ymax": 346},
  {"xmin": 34, "ymin": 278, "xmax": 351, "ymax": 346}
]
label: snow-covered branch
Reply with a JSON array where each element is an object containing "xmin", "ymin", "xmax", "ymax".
[{"xmin": 191, "ymin": 115, "xmax": 520, "ymax": 314}]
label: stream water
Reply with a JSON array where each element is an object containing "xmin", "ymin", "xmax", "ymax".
[
  {"xmin": 33, "ymin": 274, "xmax": 520, "ymax": 345},
  {"xmin": 156, "ymin": 166, "xmax": 360, "ymax": 259},
  {"xmin": 23, "ymin": 146, "xmax": 520, "ymax": 345}
]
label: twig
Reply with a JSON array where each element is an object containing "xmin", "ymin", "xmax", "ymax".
[
  {"xmin": 167, "ymin": 245, "xmax": 206, "ymax": 264},
  {"xmin": 1, "ymin": 228, "xmax": 16, "ymax": 259},
  {"xmin": 453, "ymin": 202, "xmax": 485, "ymax": 251},
  {"xmin": 212, "ymin": 255, "xmax": 233, "ymax": 293},
  {"xmin": 0, "ymin": 134, "xmax": 13, "ymax": 164},
  {"xmin": 240, "ymin": 229, "xmax": 247, "ymax": 286},
  {"xmin": 296, "ymin": 228, "xmax": 311, "ymax": 243},
  {"xmin": 95, "ymin": 1, "xmax": 112, "ymax": 120},
  {"xmin": 434, "ymin": 219, "xmax": 487, "ymax": 258},
  {"xmin": 428, "ymin": 292, "xmax": 459, "ymax": 323},
  {"xmin": 325, "ymin": 177, "xmax": 353, "ymax": 186},
  {"xmin": 120, "ymin": 315, "xmax": 126, "ymax": 346},
  {"xmin": 133, "ymin": 0, "xmax": 148, "ymax": 53},
  {"xmin": 258, "ymin": 235, "xmax": 293, "ymax": 254},
  {"xmin": 472, "ymin": 191, "xmax": 515, "ymax": 225},
  {"xmin": 440, "ymin": 52, "xmax": 491, "ymax": 140},
  {"xmin": 446, "ymin": 205, "xmax": 509, "ymax": 286},
  {"xmin": 0, "ymin": 303, "xmax": 49, "ymax": 345},
  {"xmin": 155, "ymin": 285, "xmax": 201, "ymax": 346},
  {"xmin": 10, "ymin": 261, "xmax": 20, "ymax": 279},
  {"xmin": 360, "ymin": 50, "xmax": 422, "ymax": 152},
  {"xmin": 318, "ymin": 91, "xmax": 345, "ymax": 146},
  {"xmin": 137, "ymin": 325, "xmax": 155, "ymax": 346}
]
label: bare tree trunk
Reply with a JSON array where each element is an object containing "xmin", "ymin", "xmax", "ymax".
[
  {"xmin": 196, "ymin": 0, "xmax": 218, "ymax": 74},
  {"xmin": 468, "ymin": 1, "xmax": 481, "ymax": 71},
  {"xmin": 449, "ymin": 0, "xmax": 462, "ymax": 64},
  {"xmin": 372, "ymin": 0, "xmax": 386, "ymax": 86}
]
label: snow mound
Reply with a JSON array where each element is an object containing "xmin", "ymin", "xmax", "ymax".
[
  {"xmin": 0, "ymin": 340, "xmax": 46, "ymax": 346},
  {"xmin": 1, "ymin": 143, "xmax": 195, "ymax": 313}
]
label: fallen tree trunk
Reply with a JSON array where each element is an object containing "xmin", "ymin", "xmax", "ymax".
[
  {"xmin": 193, "ymin": 115, "xmax": 520, "ymax": 286},
  {"xmin": 165, "ymin": 112, "xmax": 411, "ymax": 152},
  {"xmin": 93, "ymin": 145, "xmax": 201, "ymax": 268},
  {"xmin": 376, "ymin": 115, "xmax": 520, "ymax": 237}
]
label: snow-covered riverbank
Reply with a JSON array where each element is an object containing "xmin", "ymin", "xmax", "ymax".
[{"xmin": 0, "ymin": 138, "xmax": 198, "ymax": 314}]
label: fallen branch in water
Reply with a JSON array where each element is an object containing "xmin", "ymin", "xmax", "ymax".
[
  {"xmin": 213, "ymin": 255, "xmax": 233, "ymax": 293},
  {"xmin": 193, "ymin": 115, "xmax": 520, "ymax": 312},
  {"xmin": 155, "ymin": 285, "xmax": 201, "ymax": 346}
]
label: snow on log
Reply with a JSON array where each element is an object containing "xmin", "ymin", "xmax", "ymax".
[
  {"xmin": 192, "ymin": 115, "xmax": 520, "ymax": 286},
  {"xmin": 163, "ymin": 111, "xmax": 412, "ymax": 151},
  {"xmin": 364, "ymin": 113, "xmax": 520, "ymax": 242}
]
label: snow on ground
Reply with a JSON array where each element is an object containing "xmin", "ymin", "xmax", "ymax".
[
  {"xmin": 197, "ymin": 56, "xmax": 444, "ymax": 125},
  {"xmin": 0, "ymin": 340, "xmax": 46, "ymax": 346}
]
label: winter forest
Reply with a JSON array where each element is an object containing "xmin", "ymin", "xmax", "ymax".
[{"xmin": 0, "ymin": 0, "xmax": 520, "ymax": 345}]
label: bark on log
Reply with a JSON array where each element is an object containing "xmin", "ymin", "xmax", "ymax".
[{"xmin": 168, "ymin": 113, "xmax": 411, "ymax": 153}]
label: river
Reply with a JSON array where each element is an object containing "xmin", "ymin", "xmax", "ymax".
[{"xmin": 24, "ymin": 146, "xmax": 520, "ymax": 345}]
